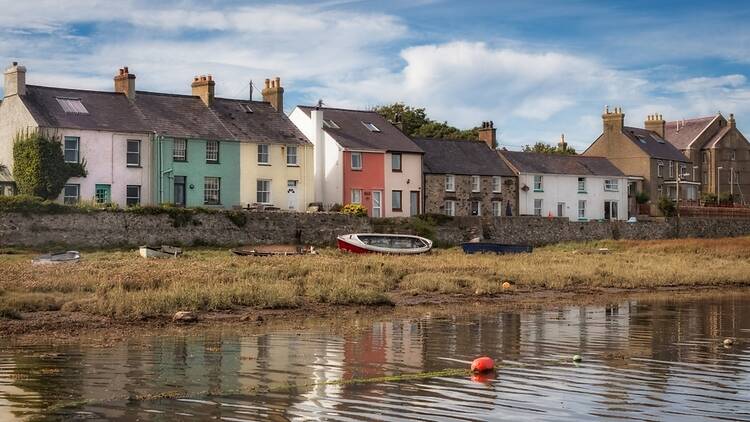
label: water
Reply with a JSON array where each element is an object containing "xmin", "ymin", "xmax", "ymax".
[{"xmin": 2, "ymin": 291, "xmax": 750, "ymax": 421}]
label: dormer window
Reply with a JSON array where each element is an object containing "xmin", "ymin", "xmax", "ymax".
[
  {"xmin": 56, "ymin": 97, "xmax": 88, "ymax": 114},
  {"xmin": 323, "ymin": 119, "xmax": 339, "ymax": 129},
  {"xmin": 362, "ymin": 122, "xmax": 381, "ymax": 132}
]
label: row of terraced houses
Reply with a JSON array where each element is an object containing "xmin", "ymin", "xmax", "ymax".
[{"xmin": 1, "ymin": 63, "xmax": 748, "ymax": 220}]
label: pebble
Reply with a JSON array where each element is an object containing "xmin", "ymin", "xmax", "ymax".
[
  {"xmin": 172, "ymin": 311, "xmax": 197, "ymax": 323},
  {"xmin": 724, "ymin": 338, "xmax": 734, "ymax": 346},
  {"xmin": 572, "ymin": 354, "xmax": 582, "ymax": 362},
  {"xmin": 502, "ymin": 281, "xmax": 512, "ymax": 289}
]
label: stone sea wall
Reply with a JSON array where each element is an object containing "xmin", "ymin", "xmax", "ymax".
[{"xmin": 1, "ymin": 210, "xmax": 750, "ymax": 248}]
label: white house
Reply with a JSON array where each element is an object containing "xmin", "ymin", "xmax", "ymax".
[
  {"xmin": 499, "ymin": 151, "xmax": 628, "ymax": 221},
  {"xmin": 0, "ymin": 63, "xmax": 153, "ymax": 206}
]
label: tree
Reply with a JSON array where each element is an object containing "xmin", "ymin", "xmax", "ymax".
[
  {"xmin": 12, "ymin": 131, "xmax": 86, "ymax": 200},
  {"xmin": 373, "ymin": 103, "xmax": 479, "ymax": 140},
  {"xmin": 522, "ymin": 141, "xmax": 576, "ymax": 155}
]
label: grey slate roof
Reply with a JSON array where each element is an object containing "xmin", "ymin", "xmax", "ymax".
[
  {"xmin": 21, "ymin": 85, "xmax": 151, "ymax": 133},
  {"xmin": 212, "ymin": 98, "xmax": 309, "ymax": 145},
  {"xmin": 664, "ymin": 116, "xmax": 716, "ymax": 149},
  {"xmin": 412, "ymin": 138, "xmax": 514, "ymax": 176},
  {"xmin": 133, "ymin": 91, "xmax": 233, "ymax": 140},
  {"xmin": 500, "ymin": 151, "xmax": 625, "ymax": 176},
  {"xmin": 622, "ymin": 126, "xmax": 690, "ymax": 161},
  {"xmin": 297, "ymin": 106, "xmax": 422, "ymax": 153}
]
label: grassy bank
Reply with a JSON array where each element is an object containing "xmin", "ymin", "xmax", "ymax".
[{"xmin": 2, "ymin": 237, "xmax": 750, "ymax": 321}]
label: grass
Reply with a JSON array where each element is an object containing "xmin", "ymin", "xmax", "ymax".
[{"xmin": 2, "ymin": 236, "xmax": 750, "ymax": 320}]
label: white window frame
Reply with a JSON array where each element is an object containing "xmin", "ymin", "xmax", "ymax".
[
  {"xmin": 492, "ymin": 176, "xmax": 502, "ymax": 193},
  {"xmin": 471, "ymin": 175, "xmax": 481, "ymax": 192},
  {"xmin": 606, "ymin": 200, "xmax": 618, "ymax": 220},
  {"xmin": 578, "ymin": 177, "xmax": 586, "ymax": 192},
  {"xmin": 444, "ymin": 200, "xmax": 455, "ymax": 216},
  {"xmin": 351, "ymin": 189, "xmax": 362, "ymax": 204},
  {"xmin": 323, "ymin": 119, "xmax": 340, "ymax": 129},
  {"xmin": 256, "ymin": 179, "xmax": 271, "ymax": 204},
  {"xmin": 258, "ymin": 144, "xmax": 270, "ymax": 165},
  {"xmin": 286, "ymin": 145, "xmax": 298, "ymax": 166},
  {"xmin": 668, "ymin": 161, "xmax": 674, "ymax": 178},
  {"xmin": 533, "ymin": 198, "xmax": 543, "ymax": 216},
  {"xmin": 471, "ymin": 200, "xmax": 481, "ymax": 216},
  {"xmin": 204, "ymin": 177, "xmax": 221, "ymax": 205},
  {"xmin": 657, "ymin": 160, "xmax": 664, "ymax": 178},
  {"xmin": 351, "ymin": 152, "xmax": 362, "ymax": 170},
  {"xmin": 126, "ymin": 139, "xmax": 141, "ymax": 167},
  {"xmin": 533, "ymin": 175, "xmax": 543, "ymax": 191},
  {"xmin": 206, "ymin": 140, "xmax": 219, "ymax": 163},
  {"xmin": 445, "ymin": 174, "xmax": 455, "ymax": 192},
  {"xmin": 173, "ymin": 138, "xmax": 187, "ymax": 161},
  {"xmin": 391, "ymin": 153, "xmax": 402, "ymax": 172},
  {"xmin": 63, "ymin": 184, "xmax": 79, "ymax": 204},
  {"xmin": 126, "ymin": 185, "xmax": 141, "ymax": 207},
  {"xmin": 64, "ymin": 136, "xmax": 80, "ymax": 164},
  {"xmin": 578, "ymin": 200, "xmax": 586, "ymax": 220},
  {"xmin": 604, "ymin": 179, "xmax": 619, "ymax": 191},
  {"xmin": 362, "ymin": 122, "xmax": 381, "ymax": 132},
  {"xmin": 492, "ymin": 201, "xmax": 502, "ymax": 217}
]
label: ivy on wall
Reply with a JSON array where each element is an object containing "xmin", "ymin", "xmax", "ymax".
[{"xmin": 12, "ymin": 131, "xmax": 87, "ymax": 200}]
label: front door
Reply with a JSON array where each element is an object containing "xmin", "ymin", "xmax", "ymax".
[
  {"xmin": 287, "ymin": 180, "xmax": 298, "ymax": 210},
  {"xmin": 174, "ymin": 176, "xmax": 186, "ymax": 207},
  {"xmin": 94, "ymin": 184, "xmax": 111, "ymax": 204},
  {"xmin": 372, "ymin": 191, "xmax": 382, "ymax": 217},
  {"xmin": 410, "ymin": 191, "xmax": 419, "ymax": 216},
  {"xmin": 557, "ymin": 202, "xmax": 565, "ymax": 217}
]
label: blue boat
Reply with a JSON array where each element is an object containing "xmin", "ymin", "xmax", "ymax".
[{"xmin": 461, "ymin": 242, "xmax": 533, "ymax": 255}]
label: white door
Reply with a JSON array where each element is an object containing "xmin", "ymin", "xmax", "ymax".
[
  {"xmin": 372, "ymin": 191, "xmax": 382, "ymax": 217},
  {"xmin": 287, "ymin": 180, "xmax": 298, "ymax": 210}
]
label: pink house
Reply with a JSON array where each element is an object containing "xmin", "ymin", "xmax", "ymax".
[{"xmin": 290, "ymin": 106, "xmax": 423, "ymax": 217}]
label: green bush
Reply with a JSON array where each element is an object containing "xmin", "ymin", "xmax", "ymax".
[
  {"xmin": 226, "ymin": 210, "xmax": 248, "ymax": 227},
  {"xmin": 658, "ymin": 197, "xmax": 676, "ymax": 217},
  {"xmin": 635, "ymin": 191, "xmax": 650, "ymax": 204},
  {"xmin": 701, "ymin": 192, "xmax": 718, "ymax": 206},
  {"xmin": 342, "ymin": 203, "xmax": 367, "ymax": 216},
  {"xmin": 12, "ymin": 131, "xmax": 87, "ymax": 200},
  {"xmin": 719, "ymin": 193, "xmax": 734, "ymax": 205}
]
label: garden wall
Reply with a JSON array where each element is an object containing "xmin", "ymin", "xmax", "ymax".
[{"xmin": 2, "ymin": 210, "xmax": 750, "ymax": 249}]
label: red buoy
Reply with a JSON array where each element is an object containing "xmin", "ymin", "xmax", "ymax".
[{"xmin": 471, "ymin": 356, "xmax": 495, "ymax": 373}]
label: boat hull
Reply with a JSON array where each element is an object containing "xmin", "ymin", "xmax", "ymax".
[
  {"xmin": 140, "ymin": 246, "xmax": 182, "ymax": 259},
  {"xmin": 461, "ymin": 243, "xmax": 533, "ymax": 255},
  {"xmin": 32, "ymin": 251, "xmax": 81, "ymax": 265},
  {"xmin": 337, "ymin": 234, "xmax": 432, "ymax": 255}
]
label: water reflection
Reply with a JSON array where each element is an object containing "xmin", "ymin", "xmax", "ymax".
[{"xmin": 0, "ymin": 292, "xmax": 749, "ymax": 421}]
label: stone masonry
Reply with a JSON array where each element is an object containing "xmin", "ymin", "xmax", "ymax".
[{"xmin": 423, "ymin": 174, "xmax": 518, "ymax": 217}]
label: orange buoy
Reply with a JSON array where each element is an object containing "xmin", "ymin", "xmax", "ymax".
[{"xmin": 471, "ymin": 356, "xmax": 495, "ymax": 373}]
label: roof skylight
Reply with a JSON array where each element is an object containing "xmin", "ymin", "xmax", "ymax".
[
  {"xmin": 323, "ymin": 119, "xmax": 340, "ymax": 129},
  {"xmin": 56, "ymin": 97, "xmax": 88, "ymax": 114},
  {"xmin": 362, "ymin": 121, "xmax": 380, "ymax": 132}
]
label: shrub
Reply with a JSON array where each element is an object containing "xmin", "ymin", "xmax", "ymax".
[
  {"xmin": 658, "ymin": 197, "xmax": 676, "ymax": 217},
  {"xmin": 13, "ymin": 131, "xmax": 87, "ymax": 200},
  {"xmin": 341, "ymin": 203, "xmax": 367, "ymax": 216},
  {"xmin": 635, "ymin": 191, "xmax": 650, "ymax": 204},
  {"xmin": 226, "ymin": 210, "xmax": 248, "ymax": 228},
  {"xmin": 701, "ymin": 193, "xmax": 718, "ymax": 206},
  {"xmin": 719, "ymin": 193, "xmax": 734, "ymax": 206}
]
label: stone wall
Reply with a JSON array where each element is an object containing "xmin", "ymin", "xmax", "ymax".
[
  {"xmin": 1, "ymin": 210, "xmax": 750, "ymax": 249},
  {"xmin": 423, "ymin": 174, "xmax": 518, "ymax": 217}
]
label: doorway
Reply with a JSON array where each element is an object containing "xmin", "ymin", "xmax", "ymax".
[
  {"xmin": 94, "ymin": 184, "xmax": 111, "ymax": 204},
  {"xmin": 410, "ymin": 191, "xmax": 420, "ymax": 216},
  {"xmin": 287, "ymin": 180, "xmax": 298, "ymax": 210},
  {"xmin": 604, "ymin": 200, "xmax": 618, "ymax": 220},
  {"xmin": 174, "ymin": 176, "xmax": 186, "ymax": 207},
  {"xmin": 557, "ymin": 202, "xmax": 565, "ymax": 217},
  {"xmin": 372, "ymin": 191, "xmax": 382, "ymax": 217}
]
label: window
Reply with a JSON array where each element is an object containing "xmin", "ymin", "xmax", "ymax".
[
  {"xmin": 668, "ymin": 161, "xmax": 674, "ymax": 178},
  {"xmin": 533, "ymin": 199, "xmax": 543, "ymax": 216},
  {"xmin": 256, "ymin": 179, "xmax": 271, "ymax": 204},
  {"xmin": 56, "ymin": 97, "xmax": 88, "ymax": 114},
  {"xmin": 287, "ymin": 146, "xmax": 298, "ymax": 165},
  {"xmin": 445, "ymin": 174, "xmax": 455, "ymax": 192},
  {"xmin": 64, "ymin": 136, "xmax": 80, "ymax": 163},
  {"xmin": 94, "ymin": 184, "xmax": 110, "ymax": 204},
  {"xmin": 679, "ymin": 164, "xmax": 686, "ymax": 178},
  {"xmin": 471, "ymin": 175, "xmax": 481, "ymax": 192},
  {"xmin": 258, "ymin": 144, "xmax": 269, "ymax": 164},
  {"xmin": 126, "ymin": 140, "xmax": 140, "ymax": 167},
  {"xmin": 391, "ymin": 153, "xmax": 402, "ymax": 172},
  {"xmin": 657, "ymin": 184, "xmax": 663, "ymax": 197},
  {"xmin": 557, "ymin": 202, "xmax": 565, "ymax": 217},
  {"xmin": 492, "ymin": 201, "xmax": 502, "ymax": 217},
  {"xmin": 362, "ymin": 122, "xmax": 381, "ymax": 132},
  {"xmin": 126, "ymin": 185, "xmax": 141, "ymax": 207},
  {"xmin": 204, "ymin": 177, "xmax": 221, "ymax": 205},
  {"xmin": 533, "ymin": 175, "xmax": 543, "ymax": 191},
  {"xmin": 578, "ymin": 177, "xmax": 586, "ymax": 192},
  {"xmin": 657, "ymin": 161, "xmax": 664, "ymax": 178},
  {"xmin": 173, "ymin": 139, "xmax": 187, "ymax": 161},
  {"xmin": 578, "ymin": 200, "xmax": 586, "ymax": 220},
  {"xmin": 471, "ymin": 201, "xmax": 481, "ymax": 216},
  {"xmin": 206, "ymin": 140, "xmax": 219, "ymax": 163},
  {"xmin": 492, "ymin": 176, "xmax": 502, "ymax": 193},
  {"xmin": 323, "ymin": 119, "xmax": 339, "ymax": 129},
  {"xmin": 351, "ymin": 189, "xmax": 362, "ymax": 204},
  {"xmin": 731, "ymin": 150, "xmax": 736, "ymax": 161},
  {"xmin": 351, "ymin": 152, "xmax": 362, "ymax": 170},
  {"xmin": 604, "ymin": 179, "xmax": 619, "ymax": 191},
  {"xmin": 63, "ymin": 184, "xmax": 79, "ymax": 204},
  {"xmin": 392, "ymin": 190, "xmax": 402, "ymax": 211},
  {"xmin": 444, "ymin": 200, "xmax": 455, "ymax": 216}
]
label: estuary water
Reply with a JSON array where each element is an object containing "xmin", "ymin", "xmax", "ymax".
[{"xmin": 1, "ymin": 291, "xmax": 749, "ymax": 421}]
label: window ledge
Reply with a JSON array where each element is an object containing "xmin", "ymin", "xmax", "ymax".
[
  {"xmin": 445, "ymin": 189, "xmax": 455, "ymax": 193},
  {"xmin": 206, "ymin": 161, "xmax": 220, "ymax": 165},
  {"xmin": 127, "ymin": 165, "xmax": 142, "ymax": 168},
  {"xmin": 392, "ymin": 169, "xmax": 402, "ymax": 173},
  {"xmin": 578, "ymin": 191, "xmax": 587, "ymax": 194},
  {"xmin": 287, "ymin": 164, "xmax": 300, "ymax": 167},
  {"xmin": 351, "ymin": 168, "xmax": 362, "ymax": 171},
  {"xmin": 533, "ymin": 189, "xmax": 544, "ymax": 192},
  {"xmin": 392, "ymin": 208, "xmax": 402, "ymax": 212},
  {"xmin": 258, "ymin": 163, "xmax": 271, "ymax": 166},
  {"xmin": 174, "ymin": 159, "xmax": 187, "ymax": 162}
]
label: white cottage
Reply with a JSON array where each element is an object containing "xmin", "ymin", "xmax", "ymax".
[{"xmin": 499, "ymin": 151, "xmax": 628, "ymax": 221}]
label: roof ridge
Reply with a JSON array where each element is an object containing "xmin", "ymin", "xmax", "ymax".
[
  {"xmin": 665, "ymin": 115, "xmax": 718, "ymax": 124},
  {"xmin": 136, "ymin": 90, "xmax": 201, "ymax": 99},
  {"xmin": 298, "ymin": 105, "xmax": 379, "ymax": 114},
  {"xmin": 214, "ymin": 97, "xmax": 271, "ymax": 104},
  {"xmin": 27, "ymin": 84, "xmax": 124, "ymax": 96}
]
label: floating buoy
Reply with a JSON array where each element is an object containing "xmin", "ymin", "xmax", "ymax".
[
  {"xmin": 471, "ymin": 356, "xmax": 495, "ymax": 373},
  {"xmin": 724, "ymin": 338, "xmax": 734, "ymax": 346},
  {"xmin": 572, "ymin": 354, "xmax": 582, "ymax": 362},
  {"xmin": 502, "ymin": 281, "xmax": 511, "ymax": 289}
]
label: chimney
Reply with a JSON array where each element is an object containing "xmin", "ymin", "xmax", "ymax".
[
  {"xmin": 478, "ymin": 121, "xmax": 497, "ymax": 149},
  {"xmin": 191, "ymin": 74, "xmax": 215, "ymax": 107},
  {"xmin": 311, "ymin": 107, "xmax": 325, "ymax": 201},
  {"xmin": 558, "ymin": 133, "xmax": 568, "ymax": 151},
  {"xmin": 113, "ymin": 66, "xmax": 136, "ymax": 99},
  {"xmin": 729, "ymin": 113, "xmax": 736, "ymax": 128},
  {"xmin": 602, "ymin": 105, "xmax": 624, "ymax": 135},
  {"xmin": 644, "ymin": 113, "xmax": 665, "ymax": 138},
  {"xmin": 262, "ymin": 76, "xmax": 284, "ymax": 112},
  {"xmin": 4, "ymin": 61, "xmax": 26, "ymax": 97}
]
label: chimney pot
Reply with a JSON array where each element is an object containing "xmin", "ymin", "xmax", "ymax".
[
  {"xmin": 12, "ymin": 61, "xmax": 17, "ymax": 66},
  {"xmin": 113, "ymin": 65, "xmax": 135, "ymax": 99},
  {"xmin": 123, "ymin": 66, "xmax": 128, "ymax": 73},
  {"xmin": 478, "ymin": 120, "xmax": 497, "ymax": 150},
  {"xmin": 262, "ymin": 75, "xmax": 284, "ymax": 112}
]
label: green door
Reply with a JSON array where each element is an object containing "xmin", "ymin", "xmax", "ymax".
[{"xmin": 95, "ymin": 184, "xmax": 111, "ymax": 204}]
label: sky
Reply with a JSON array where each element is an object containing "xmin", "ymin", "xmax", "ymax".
[{"xmin": 0, "ymin": 0, "xmax": 749, "ymax": 151}]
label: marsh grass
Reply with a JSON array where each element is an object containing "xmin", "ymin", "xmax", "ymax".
[{"xmin": 2, "ymin": 236, "xmax": 750, "ymax": 319}]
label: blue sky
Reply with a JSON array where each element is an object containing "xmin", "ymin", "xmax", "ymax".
[{"xmin": 1, "ymin": 0, "xmax": 748, "ymax": 150}]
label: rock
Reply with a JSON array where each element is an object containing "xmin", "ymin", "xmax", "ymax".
[
  {"xmin": 502, "ymin": 281, "xmax": 512, "ymax": 289},
  {"xmin": 572, "ymin": 354, "xmax": 582, "ymax": 362},
  {"xmin": 172, "ymin": 311, "xmax": 198, "ymax": 323},
  {"xmin": 724, "ymin": 338, "xmax": 735, "ymax": 346}
]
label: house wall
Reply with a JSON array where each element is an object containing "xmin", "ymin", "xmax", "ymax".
[
  {"xmin": 155, "ymin": 137, "xmax": 240, "ymax": 208},
  {"xmin": 0, "ymin": 94, "xmax": 38, "ymax": 173},
  {"xmin": 384, "ymin": 152, "xmax": 422, "ymax": 216},
  {"xmin": 423, "ymin": 174, "xmax": 518, "ymax": 216},
  {"xmin": 342, "ymin": 151, "xmax": 385, "ymax": 216},
  {"xmin": 517, "ymin": 173, "xmax": 628, "ymax": 220},
  {"xmin": 710, "ymin": 130, "xmax": 750, "ymax": 201},
  {"xmin": 239, "ymin": 143, "xmax": 314, "ymax": 210}
]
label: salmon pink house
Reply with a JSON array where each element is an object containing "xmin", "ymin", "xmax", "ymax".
[{"xmin": 290, "ymin": 106, "xmax": 423, "ymax": 217}]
